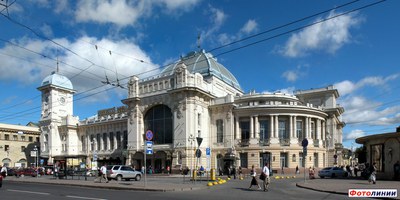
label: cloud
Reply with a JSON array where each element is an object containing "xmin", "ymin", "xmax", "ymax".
[
  {"xmin": 240, "ymin": 19, "xmax": 258, "ymax": 34},
  {"xmin": 344, "ymin": 129, "xmax": 365, "ymax": 140},
  {"xmin": 204, "ymin": 5, "xmax": 227, "ymax": 38},
  {"xmin": 0, "ymin": 36, "xmax": 159, "ymax": 102},
  {"xmin": 74, "ymin": 0, "xmax": 200, "ymax": 27},
  {"xmin": 281, "ymin": 64, "xmax": 309, "ymax": 82},
  {"xmin": 334, "ymin": 74, "xmax": 399, "ymax": 96},
  {"xmin": 282, "ymin": 70, "xmax": 298, "ymax": 82},
  {"xmin": 280, "ymin": 11, "xmax": 362, "ymax": 57},
  {"xmin": 40, "ymin": 24, "xmax": 53, "ymax": 38}
]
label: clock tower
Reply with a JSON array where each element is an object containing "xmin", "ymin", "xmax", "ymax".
[{"xmin": 38, "ymin": 71, "xmax": 76, "ymax": 165}]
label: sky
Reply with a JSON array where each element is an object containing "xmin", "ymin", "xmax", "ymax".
[{"xmin": 0, "ymin": 0, "xmax": 399, "ymax": 150}]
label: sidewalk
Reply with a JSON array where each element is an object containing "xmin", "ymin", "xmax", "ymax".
[
  {"xmin": 296, "ymin": 178, "xmax": 400, "ymax": 197},
  {"xmin": 3, "ymin": 174, "xmax": 207, "ymax": 192}
]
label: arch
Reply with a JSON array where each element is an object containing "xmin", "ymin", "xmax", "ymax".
[
  {"xmin": 144, "ymin": 104, "xmax": 173, "ymax": 144},
  {"xmin": 2, "ymin": 158, "xmax": 11, "ymax": 167}
]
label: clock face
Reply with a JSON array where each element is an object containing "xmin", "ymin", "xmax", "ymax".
[{"xmin": 59, "ymin": 97, "xmax": 66, "ymax": 105}]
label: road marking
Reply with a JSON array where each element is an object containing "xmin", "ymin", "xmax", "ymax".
[
  {"xmin": 66, "ymin": 195, "xmax": 107, "ymax": 200},
  {"xmin": 7, "ymin": 189, "xmax": 50, "ymax": 195}
]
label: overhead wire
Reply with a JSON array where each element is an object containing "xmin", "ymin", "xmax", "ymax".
[{"xmin": 0, "ymin": 0, "xmax": 388, "ymax": 123}]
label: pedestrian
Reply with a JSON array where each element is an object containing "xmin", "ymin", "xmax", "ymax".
[
  {"xmin": 262, "ymin": 163, "xmax": 270, "ymax": 192},
  {"xmin": 368, "ymin": 163, "xmax": 377, "ymax": 184},
  {"xmin": 0, "ymin": 165, "xmax": 7, "ymax": 178},
  {"xmin": 218, "ymin": 167, "xmax": 223, "ymax": 176},
  {"xmin": 296, "ymin": 165, "xmax": 299, "ymax": 174},
  {"xmin": 281, "ymin": 165, "xmax": 284, "ymax": 174},
  {"xmin": 393, "ymin": 161, "xmax": 400, "ymax": 181},
  {"xmin": 100, "ymin": 164, "xmax": 108, "ymax": 183},
  {"xmin": 227, "ymin": 167, "xmax": 231, "ymax": 178},
  {"xmin": 232, "ymin": 166, "xmax": 237, "ymax": 179},
  {"xmin": 167, "ymin": 165, "xmax": 170, "ymax": 175},
  {"xmin": 54, "ymin": 164, "xmax": 59, "ymax": 179},
  {"xmin": 141, "ymin": 166, "xmax": 145, "ymax": 174},
  {"xmin": 248, "ymin": 165, "xmax": 261, "ymax": 190},
  {"xmin": 238, "ymin": 166, "xmax": 242, "ymax": 179},
  {"xmin": 354, "ymin": 165, "xmax": 359, "ymax": 177}
]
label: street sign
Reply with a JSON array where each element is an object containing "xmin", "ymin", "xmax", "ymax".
[
  {"xmin": 302, "ymin": 138, "xmax": 309, "ymax": 147},
  {"xmin": 196, "ymin": 137, "xmax": 203, "ymax": 147},
  {"xmin": 93, "ymin": 154, "xmax": 98, "ymax": 161},
  {"xmin": 206, "ymin": 147, "xmax": 210, "ymax": 157},
  {"xmin": 40, "ymin": 159, "xmax": 44, "ymax": 165},
  {"xmin": 146, "ymin": 149, "xmax": 153, "ymax": 154},
  {"xmin": 196, "ymin": 149, "xmax": 202, "ymax": 158},
  {"xmin": 145, "ymin": 130, "xmax": 153, "ymax": 141},
  {"xmin": 146, "ymin": 141, "xmax": 153, "ymax": 149}
]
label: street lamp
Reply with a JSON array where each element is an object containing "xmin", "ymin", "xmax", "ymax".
[
  {"xmin": 188, "ymin": 134, "xmax": 195, "ymax": 181},
  {"xmin": 33, "ymin": 145, "xmax": 38, "ymax": 178}
]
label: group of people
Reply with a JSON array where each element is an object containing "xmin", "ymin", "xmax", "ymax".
[{"xmin": 249, "ymin": 163, "xmax": 270, "ymax": 192}]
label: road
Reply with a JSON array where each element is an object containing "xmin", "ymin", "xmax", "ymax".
[{"xmin": 0, "ymin": 177, "xmax": 351, "ymax": 200}]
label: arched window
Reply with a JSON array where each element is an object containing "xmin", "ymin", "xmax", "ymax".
[{"xmin": 144, "ymin": 105, "xmax": 173, "ymax": 144}]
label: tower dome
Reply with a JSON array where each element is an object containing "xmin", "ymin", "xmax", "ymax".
[
  {"xmin": 161, "ymin": 50, "xmax": 242, "ymax": 91},
  {"xmin": 41, "ymin": 71, "xmax": 73, "ymax": 91}
]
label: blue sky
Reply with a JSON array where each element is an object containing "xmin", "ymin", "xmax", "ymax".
[{"xmin": 0, "ymin": 0, "xmax": 399, "ymax": 149}]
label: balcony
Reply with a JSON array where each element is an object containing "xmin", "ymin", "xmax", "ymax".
[
  {"xmin": 259, "ymin": 139, "xmax": 270, "ymax": 146},
  {"xmin": 238, "ymin": 139, "xmax": 250, "ymax": 147},
  {"xmin": 279, "ymin": 138, "xmax": 290, "ymax": 146}
]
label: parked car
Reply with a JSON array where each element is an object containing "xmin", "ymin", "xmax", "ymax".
[
  {"xmin": 17, "ymin": 168, "xmax": 38, "ymax": 177},
  {"xmin": 0, "ymin": 173, "xmax": 3, "ymax": 187},
  {"xmin": 108, "ymin": 165, "xmax": 141, "ymax": 181},
  {"xmin": 318, "ymin": 167, "xmax": 349, "ymax": 178},
  {"xmin": 7, "ymin": 167, "xmax": 17, "ymax": 176}
]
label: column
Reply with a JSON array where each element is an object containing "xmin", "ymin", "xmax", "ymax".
[
  {"xmin": 293, "ymin": 116, "xmax": 297, "ymax": 138},
  {"xmin": 270, "ymin": 115, "xmax": 274, "ymax": 138},
  {"xmin": 289, "ymin": 115, "xmax": 293, "ymax": 139},
  {"xmin": 274, "ymin": 115, "xmax": 279, "ymax": 138},
  {"xmin": 254, "ymin": 115, "xmax": 259, "ymax": 139},
  {"xmin": 307, "ymin": 117, "xmax": 314, "ymax": 145},
  {"xmin": 250, "ymin": 116, "xmax": 254, "ymax": 138},
  {"xmin": 316, "ymin": 119, "xmax": 321, "ymax": 140},
  {"xmin": 305, "ymin": 117, "xmax": 309, "ymax": 139},
  {"xmin": 113, "ymin": 132, "xmax": 117, "ymax": 150}
]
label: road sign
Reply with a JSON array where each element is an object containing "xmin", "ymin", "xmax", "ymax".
[
  {"xmin": 146, "ymin": 130, "xmax": 153, "ymax": 141},
  {"xmin": 93, "ymin": 154, "xmax": 98, "ymax": 161},
  {"xmin": 40, "ymin": 159, "xmax": 44, "ymax": 165},
  {"xmin": 146, "ymin": 149, "xmax": 153, "ymax": 154},
  {"xmin": 196, "ymin": 137, "xmax": 203, "ymax": 147},
  {"xmin": 196, "ymin": 149, "xmax": 202, "ymax": 158},
  {"xmin": 146, "ymin": 141, "xmax": 153, "ymax": 149},
  {"xmin": 206, "ymin": 147, "xmax": 210, "ymax": 157},
  {"xmin": 302, "ymin": 138, "xmax": 309, "ymax": 147}
]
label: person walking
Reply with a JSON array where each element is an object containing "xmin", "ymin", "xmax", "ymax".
[
  {"xmin": 296, "ymin": 165, "xmax": 299, "ymax": 174},
  {"xmin": 100, "ymin": 164, "xmax": 108, "ymax": 183},
  {"xmin": 0, "ymin": 165, "xmax": 7, "ymax": 178},
  {"xmin": 238, "ymin": 166, "xmax": 242, "ymax": 179},
  {"xmin": 262, "ymin": 163, "xmax": 270, "ymax": 191},
  {"xmin": 393, "ymin": 161, "xmax": 399, "ymax": 181},
  {"xmin": 248, "ymin": 165, "xmax": 261, "ymax": 190},
  {"xmin": 369, "ymin": 163, "xmax": 377, "ymax": 184}
]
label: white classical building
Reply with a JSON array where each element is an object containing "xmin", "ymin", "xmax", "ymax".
[{"xmin": 38, "ymin": 50, "xmax": 345, "ymax": 173}]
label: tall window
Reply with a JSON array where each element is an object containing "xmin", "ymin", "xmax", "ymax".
[
  {"xmin": 116, "ymin": 132, "xmax": 121, "ymax": 149},
  {"xmin": 96, "ymin": 134, "xmax": 101, "ymax": 151},
  {"xmin": 103, "ymin": 133, "xmax": 108, "ymax": 150},
  {"xmin": 110, "ymin": 132, "xmax": 114, "ymax": 150},
  {"xmin": 296, "ymin": 121, "xmax": 303, "ymax": 139},
  {"xmin": 216, "ymin": 119, "xmax": 224, "ymax": 143},
  {"xmin": 5, "ymin": 134, "xmax": 9, "ymax": 140},
  {"xmin": 278, "ymin": 120, "xmax": 288, "ymax": 139},
  {"xmin": 259, "ymin": 120, "xmax": 269, "ymax": 141},
  {"xmin": 311, "ymin": 121, "xmax": 315, "ymax": 139},
  {"xmin": 240, "ymin": 153, "xmax": 248, "ymax": 168},
  {"xmin": 13, "ymin": 135, "xmax": 18, "ymax": 141},
  {"xmin": 144, "ymin": 105, "xmax": 173, "ymax": 144},
  {"xmin": 240, "ymin": 121, "xmax": 250, "ymax": 140},
  {"xmin": 123, "ymin": 131, "xmax": 128, "ymax": 149},
  {"xmin": 29, "ymin": 136, "xmax": 33, "ymax": 142}
]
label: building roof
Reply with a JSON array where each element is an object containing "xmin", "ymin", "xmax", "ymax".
[
  {"xmin": 40, "ymin": 71, "xmax": 73, "ymax": 90},
  {"xmin": 160, "ymin": 50, "xmax": 242, "ymax": 91},
  {"xmin": 355, "ymin": 131, "xmax": 400, "ymax": 144}
]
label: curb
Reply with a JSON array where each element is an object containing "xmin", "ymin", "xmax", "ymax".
[
  {"xmin": 6, "ymin": 179, "xmax": 206, "ymax": 192},
  {"xmin": 295, "ymin": 183, "xmax": 348, "ymax": 196}
]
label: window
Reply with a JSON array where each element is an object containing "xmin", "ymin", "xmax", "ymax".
[
  {"xmin": 123, "ymin": 131, "xmax": 128, "ymax": 149},
  {"xmin": 278, "ymin": 120, "xmax": 288, "ymax": 139},
  {"xmin": 371, "ymin": 144, "xmax": 384, "ymax": 172},
  {"xmin": 144, "ymin": 105, "xmax": 173, "ymax": 144},
  {"xmin": 240, "ymin": 121, "xmax": 250, "ymax": 140},
  {"xmin": 198, "ymin": 113, "xmax": 201, "ymax": 127},
  {"xmin": 296, "ymin": 121, "xmax": 303, "ymax": 139},
  {"xmin": 5, "ymin": 145, "xmax": 9, "ymax": 151},
  {"xmin": 36, "ymin": 137, "xmax": 39, "ymax": 142},
  {"xmin": 116, "ymin": 132, "xmax": 121, "ymax": 149},
  {"xmin": 29, "ymin": 136, "xmax": 33, "ymax": 142},
  {"xmin": 240, "ymin": 153, "xmax": 248, "ymax": 168},
  {"xmin": 110, "ymin": 132, "xmax": 114, "ymax": 150},
  {"xmin": 103, "ymin": 133, "xmax": 108, "ymax": 150},
  {"xmin": 5, "ymin": 134, "xmax": 9, "ymax": 140},
  {"xmin": 216, "ymin": 119, "xmax": 223, "ymax": 143},
  {"xmin": 21, "ymin": 146, "xmax": 26, "ymax": 152},
  {"xmin": 259, "ymin": 120, "xmax": 269, "ymax": 141},
  {"xmin": 21, "ymin": 136, "xmax": 26, "ymax": 141},
  {"xmin": 314, "ymin": 153, "xmax": 319, "ymax": 168},
  {"xmin": 13, "ymin": 135, "xmax": 18, "ymax": 141},
  {"xmin": 299, "ymin": 153, "xmax": 304, "ymax": 167}
]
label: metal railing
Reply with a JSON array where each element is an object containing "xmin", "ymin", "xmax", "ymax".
[
  {"xmin": 259, "ymin": 139, "xmax": 270, "ymax": 146},
  {"xmin": 279, "ymin": 138, "xmax": 290, "ymax": 146},
  {"xmin": 238, "ymin": 139, "xmax": 250, "ymax": 147}
]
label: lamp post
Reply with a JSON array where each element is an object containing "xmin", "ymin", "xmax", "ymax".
[
  {"xmin": 33, "ymin": 145, "xmax": 38, "ymax": 178},
  {"xmin": 188, "ymin": 134, "xmax": 195, "ymax": 182}
]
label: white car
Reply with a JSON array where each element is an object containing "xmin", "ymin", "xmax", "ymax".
[
  {"xmin": 318, "ymin": 167, "xmax": 348, "ymax": 178},
  {"xmin": 108, "ymin": 165, "xmax": 141, "ymax": 181}
]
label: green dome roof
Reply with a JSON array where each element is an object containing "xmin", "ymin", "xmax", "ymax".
[{"xmin": 161, "ymin": 50, "xmax": 242, "ymax": 91}]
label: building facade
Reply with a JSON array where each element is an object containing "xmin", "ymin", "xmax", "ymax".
[
  {"xmin": 38, "ymin": 50, "xmax": 345, "ymax": 172},
  {"xmin": 0, "ymin": 123, "xmax": 40, "ymax": 168},
  {"xmin": 356, "ymin": 127, "xmax": 400, "ymax": 180}
]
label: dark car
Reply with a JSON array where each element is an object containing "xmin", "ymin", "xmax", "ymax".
[
  {"xmin": 0, "ymin": 174, "xmax": 3, "ymax": 187},
  {"xmin": 7, "ymin": 167, "xmax": 16, "ymax": 176}
]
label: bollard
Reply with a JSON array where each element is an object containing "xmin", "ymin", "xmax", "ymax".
[{"xmin": 210, "ymin": 168, "xmax": 216, "ymax": 181}]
